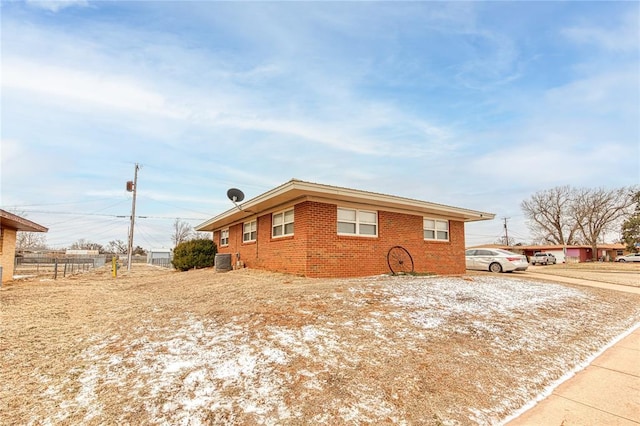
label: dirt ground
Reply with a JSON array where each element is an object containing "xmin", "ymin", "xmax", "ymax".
[{"xmin": 1, "ymin": 265, "xmax": 639, "ymax": 425}]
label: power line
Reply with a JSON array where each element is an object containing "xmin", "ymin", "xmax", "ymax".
[
  {"xmin": 137, "ymin": 194, "xmax": 215, "ymax": 217},
  {"xmin": 135, "ymin": 222, "xmax": 169, "ymax": 248},
  {"xmin": 13, "ymin": 209, "xmax": 206, "ymax": 222},
  {"xmin": 2, "ymin": 197, "xmax": 125, "ymax": 208},
  {"xmin": 17, "ymin": 210, "xmax": 126, "ymax": 218}
]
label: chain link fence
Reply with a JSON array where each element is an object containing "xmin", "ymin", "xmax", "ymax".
[{"xmin": 14, "ymin": 255, "xmax": 108, "ymax": 279}]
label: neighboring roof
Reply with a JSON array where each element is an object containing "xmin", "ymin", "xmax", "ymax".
[
  {"xmin": 0, "ymin": 209, "xmax": 48, "ymax": 232},
  {"xmin": 196, "ymin": 179, "xmax": 495, "ymax": 232}
]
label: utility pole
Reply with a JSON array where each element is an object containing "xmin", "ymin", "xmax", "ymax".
[
  {"xmin": 502, "ymin": 217, "xmax": 510, "ymax": 246},
  {"xmin": 126, "ymin": 163, "xmax": 140, "ymax": 271}
]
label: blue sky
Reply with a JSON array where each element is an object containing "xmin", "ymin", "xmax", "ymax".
[{"xmin": 2, "ymin": 0, "xmax": 638, "ymax": 250}]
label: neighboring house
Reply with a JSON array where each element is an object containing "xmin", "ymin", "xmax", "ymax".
[
  {"xmin": 196, "ymin": 179, "xmax": 494, "ymax": 278},
  {"xmin": 0, "ymin": 209, "xmax": 48, "ymax": 282},
  {"xmin": 469, "ymin": 244, "xmax": 627, "ymax": 263},
  {"xmin": 147, "ymin": 248, "xmax": 173, "ymax": 265}
]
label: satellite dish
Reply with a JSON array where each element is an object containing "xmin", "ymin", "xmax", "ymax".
[{"xmin": 227, "ymin": 188, "xmax": 245, "ymax": 203}]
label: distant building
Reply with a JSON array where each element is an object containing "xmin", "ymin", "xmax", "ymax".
[
  {"xmin": 468, "ymin": 244, "xmax": 627, "ymax": 263},
  {"xmin": 1, "ymin": 210, "xmax": 48, "ymax": 282},
  {"xmin": 65, "ymin": 249, "xmax": 100, "ymax": 256},
  {"xmin": 148, "ymin": 248, "xmax": 173, "ymax": 266}
]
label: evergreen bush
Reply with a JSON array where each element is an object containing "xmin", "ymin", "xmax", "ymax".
[{"xmin": 172, "ymin": 238, "xmax": 217, "ymax": 271}]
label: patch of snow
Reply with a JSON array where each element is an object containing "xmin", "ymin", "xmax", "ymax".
[
  {"xmin": 164, "ymin": 360, "xmax": 194, "ymax": 373},
  {"xmin": 33, "ymin": 276, "xmax": 640, "ymax": 426}
]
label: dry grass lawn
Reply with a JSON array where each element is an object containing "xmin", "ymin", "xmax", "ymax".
[{"xmin": 1, "ymin": 264, "xmax": 639, "ymax": 425}]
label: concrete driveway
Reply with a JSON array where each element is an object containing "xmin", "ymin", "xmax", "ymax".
[{"xmin": 520, "ymin": 265, "xmax": 640, "ymax": 295}]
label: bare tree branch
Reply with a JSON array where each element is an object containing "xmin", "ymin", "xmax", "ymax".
[
  {"xmin": 621, "ymin": 190, "xmax": 640, "ymax": 252},
  {"xmin": 70, "ymin": 239, "xmax": 104, "ymax": 252},
  {"xmin": 106, "ymin": 239, "xmax": 128, "ymax": 254},
  {"xmin": 16, "ymin": 231, "xmax": 47, "ymax": 250},
  {"xmin": 10, "ymin": 210, "xmax": 48, "ymax": 250},
  {"xmin": 171, "ymin": 218, "xmax": 193, "ymax": 247},
  {"xmin": 521, "ymin": 185, "xmax": 578, "ymax": 245},
  {"xmin": 571, "ymin": 187, "xmax": 636, "ymax": 260}
]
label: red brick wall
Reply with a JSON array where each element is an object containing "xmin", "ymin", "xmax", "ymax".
[
  {"xmin": 305, "ymin": 202, "xmax": 465, "ymax": 277},
  {"xmin": 214, "ymin": 206, "xmax": 308, "ymax": 275},
  {"xmin": 213, "ymin": 200, "xmax": 466, "ymax": 278},
  {"xmin": 1, "ymin": 228, "xmax": 17, "ymax": 282}
]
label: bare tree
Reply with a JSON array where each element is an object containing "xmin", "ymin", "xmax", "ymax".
[
  {"xmin": 171, "ymin": 218, "xmax": 193, "ymax": 247},
  {"xmin": 8, "ymin": 209, "xmax": 48, "ymax": 251},
  {"xmin": 494, "ymin": 236, "xmax": 517, "ymax": 246},
  {"xmin": 106, "ymin": 239, "xmax": 128, "ymax": 254},
  {"xmin": 521, "ymin": 186, "xmax": 578, "ymax": 245},
  {"xmin": 70, "ymin": 239, "xmax": 104, "ymax": 252},
  {"xmin": 133, "ymin": 245, "xmax": 147, "ymax": 256},
  {"xmin": 193, "ymin": 231, "xmax": 211, "ymax": 240},
  {"xmin": 16, "ymin": 231, "xmax": 47, "ymax": 251},
  {"xmin": 620, "ymin": 191, "xmax": 640, "ymax": 252},
  {"xmin": 571, "ymin": 187, "xmax": 636, "ymax": 260}
]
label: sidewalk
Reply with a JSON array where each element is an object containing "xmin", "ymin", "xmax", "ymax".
[{"xmin": 505, "ymin": 273, "xmax": 640, "ymax": 425}]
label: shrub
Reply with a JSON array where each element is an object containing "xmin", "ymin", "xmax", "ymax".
[{"xmin": 172, "ymin": 238, "xmax": 217, "ymax": 271}]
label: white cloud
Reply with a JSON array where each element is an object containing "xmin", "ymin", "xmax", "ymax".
[
  {"xmin": 2, "ymin": 2, "xmax": 637, "ymax": 248},
  {"xmin": 543, "ymin": 68, "xmax": 639, "ymax": 115},
  {"xmin": 562, "ymin": 10, "xmax": 640, "ymax": 52},
  {"xmin": 26, "ymin": 0, "xmax": 88, "ymax": 12},
  {"xmin": 470, "ymin": 139, "xmax": 630, "ymax": 190},
  {"xmin": 2, "ymin": 58, "xmax": 188, "ymax": 119},
  {"xmin": 0, "ymin": 138, "xmax": 22, "ymax": 167}
]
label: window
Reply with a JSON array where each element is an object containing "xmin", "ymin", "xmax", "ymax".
[
  {"xmin": 243, "ymin": 220, "xmax": 257, "ymax": 242},
  {"xmin": 337, "ymin": 208, "xmax": 377, "ymax": 236},
  {"xmin": 424, "ymin": 218, "xmax": 449, "ymax": 241},
  {"xmin": 220, "ymin": 229, "xmax": 229, "ymax": 246},
  {"xmin": 475, "ymin": 249, "xmax": 494, "ymax": 256},
  {"xmin": 272, "ymin": 209, "xmax": 294, "ymax": 237}
]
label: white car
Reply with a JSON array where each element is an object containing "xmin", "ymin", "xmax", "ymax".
[
  {"xmin": 465, "ymin": 248, "xmax": 529, "ymax": 273},
  {"xmin": 615, "ymin": 253, "xmax": 640, "ymax": 262},
  {"xmin": 530, "ymin": 252, "xmax": 557, "ymax": 265}
]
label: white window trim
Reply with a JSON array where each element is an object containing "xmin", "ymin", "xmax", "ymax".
[
  {"xmin": 424, "ymin": 218, "xmax": 449, "ymax": 241},
  {"xmin": 220, "ymin": 229, "xmax": 229, "ymax": 247},
  {"xmin": 337, "ymin": 207, "xmax": 378, "ymax": 237},
  {"xmin": 272, "ymin": 209, "xmax": 294, "ymax": 238},
  {"xmin": 243, "ymin": 220, "xmax": 257, "ymax": 243}
]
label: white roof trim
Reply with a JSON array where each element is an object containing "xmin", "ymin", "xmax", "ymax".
[{"xmin": 196, "ymin": 179, "xmax": 495, "ymax": 232}]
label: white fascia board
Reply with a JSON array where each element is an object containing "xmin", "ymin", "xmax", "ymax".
[{"xmin": 195, "ymin": 179, "xmax": 495, "ymax": 232}]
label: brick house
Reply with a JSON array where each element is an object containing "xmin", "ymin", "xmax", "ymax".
[
  {"xmin": 1, "ymin": 210, "xmax": 48, "ymax": 282},
  {"xmin": 196, "ymin": 180, "xmax": 494, "ymax": 278}
]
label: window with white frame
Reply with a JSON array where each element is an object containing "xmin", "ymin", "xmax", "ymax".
[
  {"xmin": 220, "ymin": 229, "xmax": 229, "ymax": 246},
  {"xmin": 337, "ymin": 207, "xmax": 377, "ymax": 236},
  {"xmin": 424, "ymin": 218, "xmax": 449, "ymax": 241},
  {"xmin": 243, "ymin": 220, "xmax": 257, "ymax": 242},
  {"xmin": 272, "ymin": 209, "xmax": 294, "ymax": 237}
]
